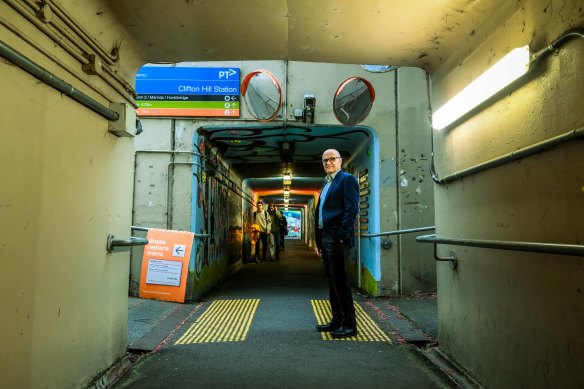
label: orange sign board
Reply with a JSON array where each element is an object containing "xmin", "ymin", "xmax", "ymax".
[{"xmin": 139, "ymin": 229, "xmax": 194, "ymax": 303}]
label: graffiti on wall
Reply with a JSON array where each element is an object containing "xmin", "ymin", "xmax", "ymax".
[
  {"xmin": 191, "ymin": 136, "xmax": 243, "ymax": 285},
  {"xmin": 282, "ymin": 210, "xmax": 301, "ymax": 239}
]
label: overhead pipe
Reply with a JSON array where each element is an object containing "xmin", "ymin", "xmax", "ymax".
[
  {"xmin": 4, "ymin": 0, "xmax": 136, "ymax": 104},
  {"xmin": 167, "ymin": 162, "xmax": 254, "ymax": 206},
  {"xmin": 134, "ymin": 150, "xmax": 254, "ymax": 204},
  {"xmin": 4, "ymin": 0, "xmax": 87, "ymax": 62},
  {"xmin": 432, "ymin": 126, "xmax": 584, "ymax": 184},
  {"xmin": 132, "ymin": 150, "xmax": 253, "ymax": 230},
  {"xmin": 0, "ymin": 15, "xmax": 113, "ymax": 105},
  {"xmin": 0, "ymin": 39, "xmax": 119, "ymax": 121},
  {"xmin": 46, "ymin": 0, "xmax": 120, "ymax": 65}
]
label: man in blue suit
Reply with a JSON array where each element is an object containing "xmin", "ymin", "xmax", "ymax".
[{"xmin": 315, "ymin": 149, "xmax": 360, "ymax": 338}]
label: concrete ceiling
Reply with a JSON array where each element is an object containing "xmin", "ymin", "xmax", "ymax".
[
  {"xmin": 105, "ymin": 0, "xmax": 514, "ymax": 72},
  {"xmin": 103, "ymin": 0, "xmax": 516, "ymax": 205}
]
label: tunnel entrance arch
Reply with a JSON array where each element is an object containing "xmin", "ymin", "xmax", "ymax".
[{"xmin": 193, "ymin": 122, "xmax": 382, "ymax": 296}]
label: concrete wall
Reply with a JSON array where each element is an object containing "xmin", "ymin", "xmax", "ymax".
[
  {"xmin": 397, "ymin": 69, "xmax": 436, "ymax": 294},
  {"xmin": 0, "ymin": 1, "xmax": 144, "ymax": 387},
  {"xmin": 430, "ymin": 0, "xmax": 584, "ymax": 386}
]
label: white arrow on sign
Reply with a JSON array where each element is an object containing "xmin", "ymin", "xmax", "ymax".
[{"xmin": 173, "ymin": 244, "xmax": 186, "ymax": 258}]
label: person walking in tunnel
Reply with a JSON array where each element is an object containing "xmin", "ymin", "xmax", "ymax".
[
  {"xmin": 254, "ymin": 201, "xmax": 271, "ymax": 262},
  {"xmin": 267, "ymin": 203, "xmax": 281, "ymax": 261},
  {"xmin": 315, "ymin": 149, "xmax": 359, "ymax": 338},
  {"xmin": 279, "ymin": 210, "xmax": 288, "ymax": 249}
]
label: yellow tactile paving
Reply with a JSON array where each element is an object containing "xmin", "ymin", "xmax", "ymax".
[
  {"xmin": 311, "ymin": 299, "xmax": 391, "ymax": 343},
  {"xmin": 175, "ymin": 299, "xmax": 259, "ymax": 344}
]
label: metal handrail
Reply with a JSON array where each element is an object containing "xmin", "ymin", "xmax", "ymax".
[
  {"xmin": 131, "ymin": 226, "xmax": 210, "ymax": 238},
  {"xmin": 106, "ymin": 235, "xmax": 148, "ymax": 253},
  {"xmin": 416, "ymin": 234, "xmax": 584, "ymax": 256},
  {"xmin": 360, "ymin": 226, "xmax": 435, "ymax": 238},
  {"xmin": 360, "ymin": 226, "xmax": 435, "ymax": 250}
]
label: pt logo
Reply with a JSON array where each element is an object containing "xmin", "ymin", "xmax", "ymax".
[{"xmin": 218, "ymin": 69, "xmax": 237, "ymax": 79}]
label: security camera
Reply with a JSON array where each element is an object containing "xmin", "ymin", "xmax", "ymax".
[{"xmin": 303, "ymin": 94, "xmax": 316, "ymax": 123}]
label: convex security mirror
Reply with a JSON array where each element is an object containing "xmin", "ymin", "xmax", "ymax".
[
  {"xmin": 361, "ymin": 64, "xmax": 399, "ymax": 73},
  {"xmin": 241, "ymin": 69, "xmax": 282, "ymax": 121},
  {"xmin": 333, "ymin": 77, "xmax": 375, "ymax": 125}
]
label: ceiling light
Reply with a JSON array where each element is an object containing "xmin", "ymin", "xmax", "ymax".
[
  {"xmin": 283, "ymin": 188, "xmax": 290, "ymax": 195},
  {"xmin": 432, "ymin": 45, "xmax": 531, "ymax": 131},
  {"xmin": 283, "ymin": 173, "xmax": 292, "ymax": 185},
  {"xmin": 280, "ymin": 141, "xmax": 294, "ymax": 163},
  {"xmin": 284, "ymin": 198, "xmax": 289, "ymax": 204}
]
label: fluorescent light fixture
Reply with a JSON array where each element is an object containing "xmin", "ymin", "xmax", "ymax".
[
  {"xmin": 283, "ymin": 173, "xmax": 292, "ymax": 185},
  {"xmin": 432, "ymin": 45, "xmax": 531, "ymax": 130},
  {"xmin": 284, "ymin": 198, "xmax": 289, "ymax": 204},
  {"xmin": 283, "ymin": 188, "xmax": 290, "ymax": 195}
]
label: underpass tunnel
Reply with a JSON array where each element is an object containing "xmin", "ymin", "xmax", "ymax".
[{"xmin": 130, "ymin": 61, "xmax": 435, "ymax": 303}]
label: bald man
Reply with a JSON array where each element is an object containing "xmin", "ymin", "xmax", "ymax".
[{"xmin": 314, "ymin": 149, "xmax": 359, "ymax": 338}]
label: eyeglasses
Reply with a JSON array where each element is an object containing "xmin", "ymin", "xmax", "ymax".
[{"xmin": 322, "ymin": 157, "xmax": 340, "ymax": 164}]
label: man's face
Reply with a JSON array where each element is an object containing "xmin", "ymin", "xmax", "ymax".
[
  {"xmin": 258, "ymin": 203, "xmax": 264, "ymax": 211},
  {"xmin": 322, "ymin": 151, "xmax": 342, "ymax": 175}
]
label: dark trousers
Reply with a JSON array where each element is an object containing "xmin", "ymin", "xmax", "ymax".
[
  {"xmin": 272, "ymin": 232, "xmax": 280, "ymax": 260},
  {"xmin": 280, "ymin": 233, "xmax": 285, "ymax": 248},
  {"xmin": 319, "ymin": 228, "xmax": 356, "ymax": 328},
  {"xmin": 255, "ymin": 231, "xmax": 268, "ymax": 260}
]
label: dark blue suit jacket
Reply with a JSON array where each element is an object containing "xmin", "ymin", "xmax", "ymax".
[{"xmin": 315, "ymin": 170, "xmax": 359, "ymax": 248}]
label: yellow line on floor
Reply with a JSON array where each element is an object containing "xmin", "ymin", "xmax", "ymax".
[
  {"xmin": 175, "ymin": 299, "xmax": 260, "ymax": 344},
  {"xmin": 310, "ymin": 299, "xmax": 391, "ymax": 343}
]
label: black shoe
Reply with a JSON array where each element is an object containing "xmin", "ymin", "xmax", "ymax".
[
  {"xmin": 316, "ymin": 322, "xmax": 341, "ymax": 332},
  {"xmin": 330, "ymin": 327, "xmax": 357, "ymax": 338}
]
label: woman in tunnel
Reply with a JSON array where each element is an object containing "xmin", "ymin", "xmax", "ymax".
[{"xmin": 253, "ymin": 201, "xmax": 271, "ymax": 262}]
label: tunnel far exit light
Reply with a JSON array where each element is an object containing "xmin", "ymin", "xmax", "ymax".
[{"xmin": 432, "ymin": 45, "xmax": 531, "ymax": 131}]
